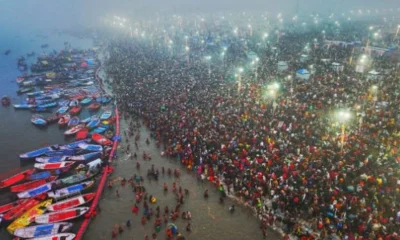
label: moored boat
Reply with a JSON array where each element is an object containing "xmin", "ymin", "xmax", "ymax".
[
  {"xmin": 56, "ymin": 168, "xmax": 100, "ymax": 186},
  {"xmin": 87, "ymin": 102, "xmax": 100, "ymax": 111},
  {"xmin": 57, "ymin": 114, "xmax": 70, "ymax": 127},
  {"xmin": 47, "ymin": 181, "xmax": 94, "ymax": 200},
  {"xmin": 68, "ymin": 151, "xmax": 101, "ymax": 161},
  {"xmin": 86, "ymin": 117, "xmax": 100, "ymax": 129},
  {"xmin": 20, "ymin": 145, "xmax": 60, "ymax": 159},
  {"xmin": 92, "ymin": 133, "xmax": 113, "ymax": 146},
  {"xmin": 78, "ymin": 143, "xmax": 103, "ymax": 152},
  {"xmin": 45, "ymin": 114, "xmax": 61, "ymax": 124},
  {"xmin": 17, "ymin": 183, "xmax": 52, "ymax": 199},
  {"xmin": 31, "ymin": 114, "xmax": 47, "ymax": 126},
  {"xmin": 35, "ymin": 207, "xmax": 89, "ymax": 224},
  {"xmin": 34, "ymin": 161, "xmax": 74, "ymax": 170},
  {"xmin": 0, "ymin": 200, "xmax": 24, "ymax": 214},
  {"xmin": 7, "ymin": 199, "xmax": 53, "ymax": 234},
  {"xmin": 35, "ymin": 156, "xmax": 67, "ymax": 163},
  {"xmin": 59, "ymin": 139, "xmax": 90, "ymax": 150},
  {"xmin": 80, "ymin": 97, "xmax": 92, "ymax": 105},
  {"xmin": 67, "ymin": 116, "xmax": 80, "ymax": 127},
  {"xmin": 27, "ymin": 170, "xmax": 61, "ymax": 181},
  {"xmin": 69, "ymin": 105, "xmax": 82, "ymax": 115},
  {"xmin": 0, "ymin": 169, "xmax": 34, "ymax": 189},
  {"xmin": 100, "ymin": 110, "xmax": 112, "ymax": 120},
  {"xmin": 27, "ymin": 233, "xmax": 76, "ymax": 240},
  {"xmin": 11, "ymin": 176, "xmax": 57, "ymax": 192},
  {"xmin": 14, "ymin": 104, "xmax": 36, "ymax": 109},
  {"xmin": 47, "ymin": 193, "xmax": 95, "ymax": 211},
  {"xmin": 13, "ymin": 222, "xmax": 73, "ymax": 238},
  {"xmin": 75, "ymin": 129, "xmax": 89, "ymax": 140},
  {"xmin": 64, "ymin": 124, "xmax": 85, "ymax": 136},
  {"xmin": 56, "ymin": 106, "xmax": 69, "ymax": 114},
  {"xmin": 2, "ymin": 195, "xmax": 46, "ymax": 221}
]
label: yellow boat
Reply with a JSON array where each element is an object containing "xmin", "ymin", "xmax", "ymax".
[{"xmin": 7, "ymin": 199, "xmax": 53, "ymax": 234}]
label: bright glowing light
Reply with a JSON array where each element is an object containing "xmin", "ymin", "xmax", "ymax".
[
  {"xmin": 205, "ymin": 56, "xmax": 211, "ymax": 61},
  {"xmin": 185, "ymin": 35, "xmax": 188, "ymax": 39},
  {"xmin": 335, "ymin": 110, "xmax": 352, "ymax": 122},
  {"xmin": 238, "ymin": 67, "xmax": 244, "ymax": 73},
  {"xmin": 263, "ymin": 33, "xmax": 268, "ymax": 39},
  {"xmin": 248, "ymin": 24, "xmax": 252, "ymax": 28},
  {"xmin": 169, "ymin": 40, "xmax": 173, "ymax": 45},
  {"xmin": 185, "ymin": 46, "xmax": 190, "ymax": 51}
]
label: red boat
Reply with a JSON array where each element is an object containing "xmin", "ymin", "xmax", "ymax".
[
  {"xmin": 0, "ymin": 200, "xmax": 24, "ymax": 214},
  {"xmin": 10, "ymin": 176, "xmax": 57, "ymax": 193},
  {"xmin": 88, "ymin": 102, "xmax": 100, "ymax": 111},
  {"xmin": 47, "ymin": 193, "xmax": 95, "ymax": 211},
  {"xmin": 35, "ymin": 207, "xmax": 89, "ymax": 223},
  {"xmin": 69, "ymin": 106, "xmax": 82, "ymax": 115},
  {"xmin": 46, "ymin": 115, "xmax": 61, "ymax": 124},
  {"xmin": 34, "ymin": 161, "xmax": 74, "ymax": 170},
  {"xmin": 58, "ymin": 114, "xmax": 71, "ymax": 127},
  {"xmin": 0, "ymin": 169, "xmax": 34, "ymax": 189},
  {"xmin": 75, "ymin": 129, "xmax": 89, "ymax": 140},
  {"xmin": 91, "ymin": 133, "xmax": 113, "ymax": 146},
  {"xmin": 2, "ymin": 194, "xmax": 46, "ymax": 221}
]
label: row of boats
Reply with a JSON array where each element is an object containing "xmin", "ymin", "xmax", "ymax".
[{"xmin": 0, "ymin": 136, "xmax": 115, "ymax": 239}]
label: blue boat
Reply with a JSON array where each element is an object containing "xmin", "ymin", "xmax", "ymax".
[
  {"xmin": 58, "ymin": 100, "xmax": 70, "ymax": 107},
  {"xmin": 37, "ymin": 102, "xmax": 57, "ymax": 108},
  {"xmin": 35, "ymin": 156, "xmax": 67, "ymax": 163},
  {"xmin": 80, "ymin": 116, "xmax": 91, "ymax": 124},
  {"xmin": 86, "ymin": 118, "xmax": 100, "ymax": 129},
  {"xmin": 28, "ymin": 170, "xmax": 61, "ymax": 180},
  {"xmin": 96, "ymin": 97, "xmax": 112, "ymax": 104},
  {"xmin": 48, "ymin": 180, "xmax": 94, "ymax": 199},
  {"xmin": 78, "ymin": 143, "xmax": 103, "ymax": 152},
  {"xmin": 27, "ymin": 91, "xmax": 45, "ymax": 97},
  {"xmin": 14, "ymin": 104, "xmax": 36, "ymax": 109},
  {"xmin": 67, "ymin": 116, "xmax": 80, "ymax": 127},
  {"xmin": 60, "ymin": 139, "xmax": 90, "ymax": 150},
  {"xmin": 57, "ymin": 106, "xmax": 69, "ymax": 114},
  {"xmin": 17, "ymin": 183, "xmax": 52, "ymax": 198},
  {"xmin": 44, "ymin": 149, "xmax": 78, "ymax": 157},
  {"xmin": 69, "ymin": 151, "xmax": 101, "ymax": 161},
  {"xmin": 90, "ymin": 125, "xmax": 109, "ymax": 134},
  {"xmin": 20, "ymin": 145, "xmax": 60, "ymax": 159},
  {"xmin": 100, "ymin": 110, "xmax": 112, "ymax": 120},
  {"xmin": 13, "ymin": 223, "xmax": 73, "ymax": 239},
  {"xmin": 80, "ymin": 97, "xmax": 92, "ymax": 105},
  {"xmin": 31, "ymin": 115, "xmax": 47, "ymax": 126}
]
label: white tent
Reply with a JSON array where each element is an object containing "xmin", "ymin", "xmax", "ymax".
[
  {"xmin": 367, "ymin": 70, "xmax": 381, "ymax": 80},
  {"xmin": 296, "ymin": 69, "xmax": 311, "ymax": 80},
  {"xmin": 300, "ymin": 54, "xmax": 309, "ymax": 63},
  {"xmin": 332, "ymin": 62, "xmax": 344, "ymax": 72},
  {"xmin": 355, "ymin": 64, "xmax": 365, "ymax": 73},
  {"xmin": 277, "ymin": 61, "xmax": 288, "ymax": 72}
]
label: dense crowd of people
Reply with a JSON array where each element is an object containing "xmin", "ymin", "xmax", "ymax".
[{"xmin": 102, "ymin": 18, "xmax": 400, "ymax": 239}]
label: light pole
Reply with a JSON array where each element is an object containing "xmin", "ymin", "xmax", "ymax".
[
  {"xmin": 185, "ymin": 46, "xmax": 190, "ymax": 64},
  {"xmin": 395, "ymin": 25, "xmax": 400, "ymax": 38},
  {"xmin": 263, "ymin": 33, "xmax": 268, "ymax": 47},
  {"xmin": 205, "ymin": 56, "xmax": 212, "ymax": 77},
  {"xmin": 237, "ymin": 67, "xmax": 244, "ymax": 93},
  {"xmin": 335, "ymin": 110, "xmax": 351, "ymax": 153}
]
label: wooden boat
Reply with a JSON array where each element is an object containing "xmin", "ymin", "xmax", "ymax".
[
  {"xmin": 64, "ymin": 124, "xmax": 85, "ymax": 136},
  {"xmin": 57, "ymin": 114, "xmax": 70, "ymax": 127},
  {"xmin": 2, "ymin": 195, "xmax": 46, "ymax": 221},
  {"xmin": 0, "ymin": 169, "xmax": 34, "ymax": 189},
  {"xmin": 59, "ymin": 139, "xmax": 90, "ymax": 150},
  {"xmin": 0, "ymin": 200, "xmax": 24, "ymax": 214},
  {"xmin": 27, "ymin": 233, "xmax": 76, "ymax": 240},
  {"xmin": 80, "ymin": 97, "xmax": 92, "ymax": 105},
  {"xmin": 31, "ymin": 114, "xmax": 47, "ymax": 126},
  {"xmin": 100, "ymin": 110, "xmax": 112, "ymax": 120},
  {"xmin": 14, "ymin": 104, "xmax": 36, "ymax": 109},
  {"xmin": 37, "ymin": 102, "xmax": 57, "ymax": 108},
  {"xmin": 35, "ymin": 156, "xmax": 67, "ymax": 163},
  {"xmin": 27, "ymin": 170, "xmax": 61, "ymax": 181},
  {"xmin": 35, "ymin": 207, "xmax": 89, "ymax": 224},
  {"xmin": 13, "ymin": 222, "xmax": 73, "ymax": 238},
  {"xmin": 68, "ymin": 152, "xmax": 101, "ymax": 161},
  {"xmin": 75, "ymin": 129, "xmax": 89, "ymax": 140},
  {"xmin": 48, "ymin": 181, "xmax": 94, "ymax": 200},
  {"xmin": 47, "ymin": 193, "xmax": 95, "ymax": 211},
  {"xmin": 45, "ymin": 115, "xmax": 61, "ymax": 124},
  {"xmin": 20, "ymin": 145, "xmax": 60, "ymax": 159},
  {"xmin": 87, "ymin": 102, "xmax": 100, "ymax": 111},
  {"xmin": 78, "ymin": 143, "xmax": 103, "ymax": 152},
  {"xmin": 86, "ymin": 117, "xmax": 100, "ymax": 129},
  {"xmin": 17, "ymin": 87, "xmax": 34, "ymax": 95},
  {"xmin": 11, "ymin": 176, "xmax": 57, "ymax": 192},
  {"xmin": 17, "ymin": 183, "xmax": 52, "ymax": 199},
  {"xmin": 34, "ymin": 161, "xmax": 74, "ymax": 171},
  {"xmin": 1, "ymin": 95, "xmax": 10, "ymax": 106},
  {"xmin": 58, "ymin": 100, "xmax": 70, "ymax": 107},
  {"xmin": 67, "ymin": 116, "xmax": 80, "ymax": 127},
  {"xmin": 69, "ymin": 106, "xmax": 82, "ymax": 115},
  {"xmin": 90, "ymin": 125, "xmax": 109, "ymax": 134},
  {"xmin": 56, "ymin": 168, "xmax": 99, "ymax": 186},
  {"xmin": 92, "ymin": 133, "xmax": 113, "ymax": 146},
  {"xmin": 56, "ymin": 106, "xmax": 69, "ymax": 114},
  {"xmin": 7, "ymin": 199, "xmax": 53, "ymax": 234}
]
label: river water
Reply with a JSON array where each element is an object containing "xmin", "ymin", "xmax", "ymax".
[{"xmin": 0, "ymin": 31, "xmax": 280, "ymax": 239}]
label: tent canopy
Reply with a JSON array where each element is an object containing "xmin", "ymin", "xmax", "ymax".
[
  {"xmin": 368, "ymin": 70, "xmax": 380, "ymax": 75},
  {"xmin": 296, "ymin": 69, "xmax": 310, "ymax": 74}
]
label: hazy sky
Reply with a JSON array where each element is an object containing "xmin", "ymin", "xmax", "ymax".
[{"xmin": 0, "ymin": 0, "xmax": 398, "ymax": 31}]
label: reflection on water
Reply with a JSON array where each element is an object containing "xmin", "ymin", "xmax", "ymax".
[{"xmin": 85, "ymin": 119, "xmax": 280, "ymax": 240}]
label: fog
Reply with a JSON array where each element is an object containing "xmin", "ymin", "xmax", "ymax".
[{"xmin": 0, "ymin": 0, "xmax": 399, "ymax": 31}]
